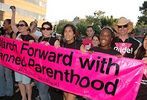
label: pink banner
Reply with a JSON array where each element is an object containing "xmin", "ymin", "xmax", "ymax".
[{"xmin": 0, "ymin": 36, "xmax": 144, "ymax": 100}]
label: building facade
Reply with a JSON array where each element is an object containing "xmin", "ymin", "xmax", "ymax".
[{"xmin": 0, "ymin": 0, "xmax": 47, "ymax": 26}]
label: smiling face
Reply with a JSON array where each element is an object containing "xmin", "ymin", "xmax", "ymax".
[
  {"xmin": 41, "ymin": 24, "xmax": 52, "ymax": 37},
  {"xmin": 64, "ymin": 26, "xmax": 75, "ymax": 44},
  {"xmin": 100, "ymin": 29, "xmax": 113, "ymax": 49},
  {"xmin": 86, "ymin": 27, "xmax": 95, "ymax": 38},
  {"xmin": 17, "ymin": 21, "xmax": 28, "ymax": 33},
  {"xmin": 117, "ymin": 24, "xmax": 129, "ymax": 36},
  {"xmin": 92, "ymin": 35, "xmax": 100, "ymax": 47}
]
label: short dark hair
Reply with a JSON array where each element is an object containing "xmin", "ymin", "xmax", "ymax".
[
  {"xmin": 41, "ymin": 21, "xmax": 52, "ymax": 29},
  {"xmin": 92, "ymin": 34, "xmax": 99, "ymax": 40},
  {"xmin": 87, "ymin": 25, "xmax": 94, "ymax": 30},
  {"xmin": 4, "ymin": 19, "xmax": 11, "ymax": 24},
  {"xmin": 100, "ymin": 26, "xmax": 115, "ymax": 38},
  {"xmin": 19, "ymin": 20, "xmax": 28, "ymax": 26}
]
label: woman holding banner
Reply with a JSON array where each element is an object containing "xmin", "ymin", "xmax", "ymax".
[
  {"xmin": 136, "ymin": 33, "xmax": 147, "ymax": 100},
  {"xmin": 10, "ymin": 6, "xmax": 35, "ymax": 100},
  {"xmin": 90, "ymin": 26, "xmax": 121, "ymax": 56},
  {"xmin": 36, "ymin": 21, "xmax": 55, "ymax": 100},
  {"xmin": 55, "ymin": 24, "xmax": 86, "ymax": 100}
]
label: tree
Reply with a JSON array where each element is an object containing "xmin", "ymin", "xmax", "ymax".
[
  {"xmin": 76, "ymin": 19, "xmax": 87, "ymax": 36},
  {"xmin": 56, "ymin": 20, "xmax": 71, "ymax": 34},
  {"xmin": 100, "ymin": 16, "xmax": 117, "ymax": 28},
  {"xmin": 137, "ymin": 1, "xmax": 147, "ymax": 25},
  {"xmin": 85, "ymin": 11, "xmax": 104, "ymax": 34},
  {"xmin": 56, "ymin": 10, "xmax": 117, "ymax": 36},
  {"xmin": 85, "ymin": 11, "xmax": 117, "ymax": 34},
  {"xmin": 135, "ymin": 1, "xmax": 147, "ymax": 34}
]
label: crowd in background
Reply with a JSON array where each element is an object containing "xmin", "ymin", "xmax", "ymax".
[{"xmin": 0, "ymin": 6, "xmax": 147, "ymax": 100}]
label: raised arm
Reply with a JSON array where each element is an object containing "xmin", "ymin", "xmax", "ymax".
[{"xmin": 10, "ymin": 6, "xmax": 18, "ymax": 34}]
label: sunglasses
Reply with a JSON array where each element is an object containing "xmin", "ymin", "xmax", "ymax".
[
  {"xmin": 17, "ymin": 24, "xmax": 25, "ymax": 27},
  {"xmin": 41, "ymin": 27, "xmax": 52, "ymax": 31},
  {"xmin": 117, "ymin": 24, "xmax": 128, "ymax": 28}
]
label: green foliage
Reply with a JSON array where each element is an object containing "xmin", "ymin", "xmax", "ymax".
[
  {"xmin": 92, "ymin": 24, "xmax": 101, "ymax": 34},
  {"xmin": 137, "ymin": 16, "xmax": 147, "ymax": 25},
  {"xmin": 56, "ymin": 20, "xmax": 71, "ymax": 34},
  {"xmin": 76, "ymin": 19, "xmax": 87, "ymax": 36},
  {"xmin": 136, "ymin": 1, "xmax": 147, "ymax": 34},
  {"xmin": 56, "ymin": 10, "xmax": 117, "ymax": 36},
  {"xmin": 136, "ymin": 1, "xmax": 147, "ymax": 26},
  {"xmin": 100, "ymin": 16, "xmax": 117, "ymax": 28}
]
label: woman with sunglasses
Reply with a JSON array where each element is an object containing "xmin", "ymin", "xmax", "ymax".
[
  {"xmin": 36, "ymin": 21, "xmax": 57, "ymax": 100},
  {"xmin": 135, "ymin": 33, "xmax": 147, "ymax": 100},
  {"xmin": 38, "ymin": 21, "xmax": 56, "ymax": 45},
  {"xmin": 10, "ymin": 6, "xmax": 35, "ymax": 100}
]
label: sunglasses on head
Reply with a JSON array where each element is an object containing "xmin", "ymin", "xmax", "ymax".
[
  {"xmin": 17, "ymin": 24, "xmax": 25, "ymax": 27},
  {"xmin": 117, "ymin": 24, "xmax": 128, "ymax": 28},
  {"xmin": 41, "ymin": 27, "xmax": 52, "ymax": 31}
]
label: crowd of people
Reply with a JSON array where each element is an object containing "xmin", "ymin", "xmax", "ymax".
[{"xmin": 0, "ymin": 6, "xmax": 146, "ymax": 100}]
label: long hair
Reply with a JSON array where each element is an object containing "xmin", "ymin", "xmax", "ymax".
[
  {"xmin": 62, "ymin": 24, "xmax": 76, "ymax": 36},
  {"xmin": 136, "ymin": 34, "xmax": 147, "ymax": 59}
]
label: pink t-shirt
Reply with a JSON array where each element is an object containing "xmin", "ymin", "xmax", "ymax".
[{"xmin": 82, "ymin": 38, "xmax": 92, "ymax": 50}]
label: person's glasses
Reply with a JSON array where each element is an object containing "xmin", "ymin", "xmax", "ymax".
[
  {"xmin": 117, "ymin": 24, "xmax": 128, "ymax": 28},
  {"xmin": 17, "ymin": 24, "xmax": 25, "ymax": 27},
  {"xmin": 41, "ymin": 27, "xmax": 52, "ymax": 31}
]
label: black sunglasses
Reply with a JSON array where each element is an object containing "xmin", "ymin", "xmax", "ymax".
[
  {"xmin": 117, "ymin": 24, "xmax": 128, "ymax": 28},
  {"xmin": 17, "ymin": 24, "xmax": 25, "ymax": 27},
  {"xmin": 41, "ymin": 27, "xmax": 52, "ymax": 31}
]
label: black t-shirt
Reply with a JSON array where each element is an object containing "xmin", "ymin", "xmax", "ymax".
[
  {"xmin": 5, "ymin": 31, "xmax": 14, "ymax": 38},
  {"xmin": 61, "ymin": 40, "xmax": 82, "ymax": 50},
  {"xmin": 111, "ymin": 37, "xmax": 141, "ymax": 58},
  {"xmin": 9, "ymin": 31, "xmax": 14, "ymax": 38},
  {"xmin": 136, "ymin": 56, "xmax": 147, "ymax": 99},
  {"xmin": 38, "ymin": 36, "xmax": 57, "ymax": 46},
  {"xmin": 0, "ymin": 28, "xmax": 14, "ymax": 38},
  {"xmin": 90, "ymin": 47, "xmax": 120, "ymax": 55},
  {"xmin": 20, "ymin": 34, "xmax": 35, "ymax": 41},
  {"xmin": 0, "ymin": 27, "xmax": 4, "ymax": 36}
]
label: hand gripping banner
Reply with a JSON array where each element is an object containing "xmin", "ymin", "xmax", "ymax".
[{"xmin": 0, "ymin": 36, "xmax": 144, "ymax": 100}]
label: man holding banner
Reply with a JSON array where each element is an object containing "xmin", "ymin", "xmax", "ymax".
[{"xmin": 112, "ymin": 17, "xmax": 141, "ymax": 58}]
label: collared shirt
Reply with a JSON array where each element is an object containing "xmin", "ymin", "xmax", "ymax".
[{"xmin": 111, "ymin": 37, "xmax": 141, "ymax": 58}]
